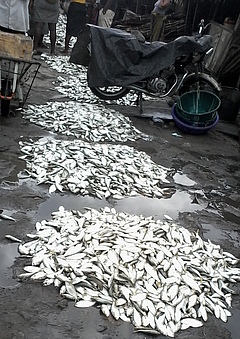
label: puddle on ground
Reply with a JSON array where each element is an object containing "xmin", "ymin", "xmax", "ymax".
[
  {"xmin": 223, "ymin": 308, "xmax": 240, "ymax": 339},
  {"xmin": 9, "ymin": 164, "xmax": 239, "ymax": 339},
  {"xmin": 58, "ymin": 302, "xmax": 133, "ymax": 339},
  {"xmin": 202, "ymin": 223, "xmax": 240, "ymax": 247},
  {"xmin": 0, "ymin": 243, "xmax": 19, "ymax": 288},
  {"xmin": 0, "ymin": 153, "xmax": 25, "ymax": 182},
  {"xmin": 223, "ymin": 209, "xmax": 240, "ymax": 226},
  {"xmin": 38, "ymin": 190, "xmax": 204, "ymax": 221}
]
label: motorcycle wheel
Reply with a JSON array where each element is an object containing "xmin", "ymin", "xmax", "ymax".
[
  {"xmin": 179, "ymin": 78, "xmax": 219, "ymax": 96},
  {"xmin": 90, "ymin": 86, "xmax": 130, "ymax": 101},
  {"xmin": 1, "ymin": 99, "xmax": 10, "ymax": 117}
]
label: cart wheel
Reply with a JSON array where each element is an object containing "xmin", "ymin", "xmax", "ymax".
[{"xmin": 1, "ymin": 99, "xmax": 10, "ymax": 117}]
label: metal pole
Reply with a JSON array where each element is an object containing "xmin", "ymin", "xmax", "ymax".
[
  {"xmin": 192, "ymin": 0, "xmax": 199, "ymax": 33},
  {"xmin": 136, "ymin": 0, "xmax": 141, "ymax": 14},
  {"xmin": 12, "ymin": 62, "xmax": 19, "ymax": 93}
]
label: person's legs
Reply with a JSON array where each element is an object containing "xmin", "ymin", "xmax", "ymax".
[
  {"xmin": 61, "ymin": 2, "xmax": 86, "ymax": 54},
  {"xmin": 60, "ymin": 35, "xmax": 71, "ymax": 54},
  {"xmin": 61, "ymin": 2, "xmax": 72, "ymax": 54},
  {"xmin": 34, "ymin": 22, "xmax": 44, "ymax": 51},
  {"xmin": 48, "ymin": 23, "xmax": 56, "ymax": 55},
  {"xmin": 63, "ymin": 35, "xmax": 71, "ymax": 53},
  {"xmin": 39, "ymin": 35, "xmax": 46, "ymax": 48},
  {"xmin": 150, "ymin": 15, "xmax": 165, "ymax": 42},
  {"xmin": 39, "ymin": 23, "xmax": 49, "ymax": 48},
  {"xmin": 159, "ymin": 16, "xmax": 166, "ymax": 41}
]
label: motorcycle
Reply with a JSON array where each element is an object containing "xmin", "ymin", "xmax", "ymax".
[{"xmin": 87, "ymin": 22, "xmax": 221, "ymax": 104}]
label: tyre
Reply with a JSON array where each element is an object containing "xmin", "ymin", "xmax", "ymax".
[
  {"xmin": 1, "ymin": 99, "xmax": 10, "ymax": 117},
  {"xmin": 179, "ymin": 78, "xmax": 220, "ymax": 96},
  {"xmin": 90, "ymin": 86, "xmax": 130, "ymax": 101}
]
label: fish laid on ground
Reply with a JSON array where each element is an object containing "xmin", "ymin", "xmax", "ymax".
[
  {"xmin": 22, "ymin": 101, "xmax": 145, "ymax": 143},
  {"xmin": 18, "ymin": 206, "xmax": 240, "ymax": 337},
  {"xmin": 19, "ymin": 138, "xmax": 172, "ymax": 200}
]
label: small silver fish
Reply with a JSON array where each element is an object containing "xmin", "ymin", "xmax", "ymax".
[
  {"xmin": 5, "ymin": 234, "xmax": 22, "ymax": 243},
  {"xmin": 1, "ymin": 214, "xmax": 16, "ymax": 222}
]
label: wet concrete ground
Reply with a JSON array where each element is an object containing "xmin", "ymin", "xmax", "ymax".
[{"xmin": 0, "ymin": 51, "xmax": 240, "ymax": 339}]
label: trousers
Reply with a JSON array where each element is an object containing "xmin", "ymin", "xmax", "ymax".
[{"xmin": 150, "ymin": 13, "xmax": 166, "ymax": 42}]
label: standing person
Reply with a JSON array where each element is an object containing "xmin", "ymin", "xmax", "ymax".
[
  {"xmin": 0, "ymin": 0, "xmax": 30, "ymax": 34},
  {"xmin": 97, "ymin": 0, "xmax": 118, "ymax": 28},
  {"xmin": 28, "ymin": 1, "xmax": 49, "ymax": 48},
  {"xmin": 61, "ymin": 0, "xmax": 87, "ymax": 55},
  {"xmin": 32, "ymin": 0, "xmax": 60, "ymax": 55},
  {"xmin": 150, "ymin": 0, "xmax": 172, "ymax": 42}
]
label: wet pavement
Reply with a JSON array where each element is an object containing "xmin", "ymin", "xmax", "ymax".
[{"xmin": 0, "ymin": 45, "xmax": 240, "ymax": 339}]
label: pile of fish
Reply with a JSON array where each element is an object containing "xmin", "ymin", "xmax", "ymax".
[
  {"xmin": 55, "ymin": 73, "xmax": 138, "ymax": 105},
  {"xmin": 41, "ymin": 52, "xmax": 138, "ymax": 105},
  {"xmin": 18, "ymin": 206, "xmax": 240, "ymax": 337},
  {"xmin": 43, "ymin": 55, "xmax": 84, "ymax": 76},
  {"xmin": 41, "ymin": 16, "xmax": 154, "ymax": 105},
  {"xmin": 22, "ymin": 101, "xmax": 144, "ymax": 142},
  {"xmin": 19, "ymin": 138, "xmax": 170, "ymax": 199},
  {"xmin": 20, "ymin": 15, "xmax": 239, "ymax": 338}
]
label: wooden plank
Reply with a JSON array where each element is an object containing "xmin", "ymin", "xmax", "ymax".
[{"xmin": 0, "ymin": 31, "xmax": 33, "ymax": 61}]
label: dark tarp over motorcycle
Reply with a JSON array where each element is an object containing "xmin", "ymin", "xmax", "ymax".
[{"xmin": 83, "ymin": 25, "xmax": 213, "ymax": 88}]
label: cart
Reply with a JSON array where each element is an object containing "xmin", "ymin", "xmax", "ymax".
[
  {"xmin": 0, "ymin": 31, "xmax": 41, "ymax": 116},
  {"xmin": 0, "ymin": 55, "xmax": 41, "ymax": 116}
]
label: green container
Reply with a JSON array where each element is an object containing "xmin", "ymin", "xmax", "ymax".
[
  {"xmin": 177, "ymin": 90, "xmax": 221, "ymax": 123},
  {"xmin": 175, "ymin": 104, "xmax": 217, "ymax": 127}
]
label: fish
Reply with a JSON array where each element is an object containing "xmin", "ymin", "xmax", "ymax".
[
  {"xmin": 19, "ymin": 137, "xmax": 171, "ymax": 200},
  {"xmin": 5, "ymin": 234, "xmax": 22, "ymax": 243},
  {"xmin": 22, "ymin": 100, "xmax": 144, "ymax": 144},
  {"xmin": 180, "ymin": 318, "xmax": 203, "ymax": 329},
  {"xmin": 17, "ymin": 206, "xmax": 240, "ymax": 337},
  {"xmin": 17, "ymin": 25, "xmax": 240, "ymax": 336},
  {"xmin": 0, "ymin": 214, "xmax": 17, "ymax": 222},
  {"xmin": 75, "ymin": 300, "xmax": 96, "ymax": 308}
]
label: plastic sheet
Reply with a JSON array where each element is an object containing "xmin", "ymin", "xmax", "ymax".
[{"xmin": 86, "ymin": 24, "xmax": 213, "ymax": 87}]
